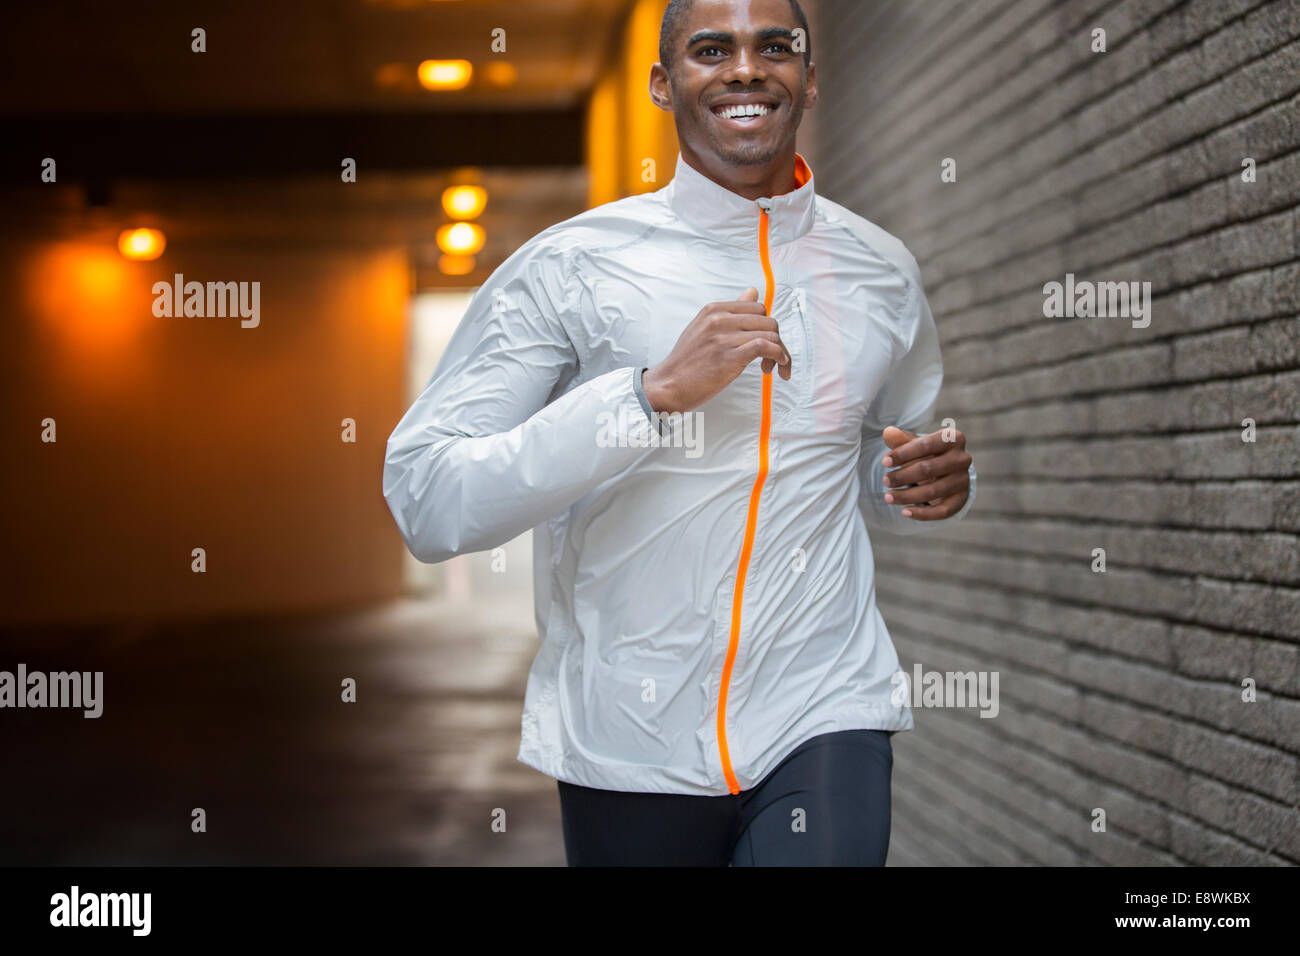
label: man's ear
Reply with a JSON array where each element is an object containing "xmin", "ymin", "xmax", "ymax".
[
  {"xmin": 648, "ymin": 62, "xmax": 674, "ymax": 112},
  {"xmin": 804, "ymin": 62, "xmax": 818, "ymax": 109}
]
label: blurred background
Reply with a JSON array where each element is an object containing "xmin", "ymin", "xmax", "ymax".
[{"xmin": 0, "ymin": 0, "xmax": 1296, "ymax": 865}]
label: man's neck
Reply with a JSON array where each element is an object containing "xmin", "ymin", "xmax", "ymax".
[{"xmin": 679, "ymin": 147, "xmax": 798, "ymax": 201}]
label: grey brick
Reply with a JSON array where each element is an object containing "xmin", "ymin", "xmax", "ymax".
[{"xmin": 815, "ymin": 0, "xmax": 1300, "ymax": 865}]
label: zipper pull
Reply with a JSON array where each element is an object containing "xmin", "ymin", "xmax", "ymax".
[{"xmin": 757, "ymin": 198, "xmax": 772, "ymax": 212}]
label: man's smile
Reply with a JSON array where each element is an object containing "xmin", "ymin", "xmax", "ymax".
[{"xmin": 709, "ymin": 97, "xmax": 781, "ymax": 129}]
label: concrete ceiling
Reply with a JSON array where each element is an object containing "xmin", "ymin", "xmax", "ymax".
[
  {"xmin": 0, "ymin": 0, "xmax": 636, "ymax": 288},
  {"xmin": 0, "ymin": 0, "xmax": 634, "ymax": 114}
]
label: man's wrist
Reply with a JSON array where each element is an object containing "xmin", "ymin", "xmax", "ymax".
[{"xmin": 642, "ymin": 366, "xmax": 675, "ymax": 414}]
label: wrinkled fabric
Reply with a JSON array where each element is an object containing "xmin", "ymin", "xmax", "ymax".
[{"xmin": 383, "ymin": 151, "xmax": 976, "ymax": 795}]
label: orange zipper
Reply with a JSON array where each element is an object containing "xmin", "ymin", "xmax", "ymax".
[{"xmin": 716, "ymin": 196, "xmax": 776, "ymax": 794}]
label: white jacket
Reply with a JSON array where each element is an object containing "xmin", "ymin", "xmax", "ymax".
[{"xmin": 383, "ymin": 151, "xmax": 976, "ymax": 795}]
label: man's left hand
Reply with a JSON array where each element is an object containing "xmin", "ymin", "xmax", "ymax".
[{"xmin": 879, "ymin": 425, "xmax": 972, "ymax": 520}]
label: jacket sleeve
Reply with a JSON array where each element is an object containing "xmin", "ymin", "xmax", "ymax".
[
  {"xmin": 856, "ymin": 257, "xmax": 977, "ymax": 536},
  {"xmin": 382, "ymin": 238, "xmax": 661, "ymax": 563}
]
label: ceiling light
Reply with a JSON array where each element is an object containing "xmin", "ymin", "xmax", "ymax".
[
  {"xmin": 117, "ymin": 228, "xmax": 165, "ymax": 261},
  {"xmin": 436, "ymin": 222, "xmax": 485, "ymax": 255},
  {"xmin": 418, "ymin": 59, "xmax": 472, "ymax": 90},
  {"xmin": 442, "ymin": 185, "xmax": 487, "ymax": 219}
]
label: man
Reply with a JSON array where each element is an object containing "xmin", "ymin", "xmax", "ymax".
[{"xmin": 383, "ymin": 0, "xmax": 976, "ymax": 866}]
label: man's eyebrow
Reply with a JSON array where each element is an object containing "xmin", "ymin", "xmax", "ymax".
[
  {"xmin": 686, "ymin": 29, "xmax": 734, "ymax": 47},
  {"xmin": 686, "ymin": 26, "xmax": 796, "ymax": 48}
]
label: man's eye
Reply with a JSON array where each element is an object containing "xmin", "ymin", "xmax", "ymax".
[{"xmin": 694, "ymin": 41, "xmax": 791, "ymax": 57}]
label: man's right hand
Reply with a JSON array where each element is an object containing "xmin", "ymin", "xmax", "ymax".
[{"xmin": 642, "ymin": 287, "xmax": 792, "ymax": 414}]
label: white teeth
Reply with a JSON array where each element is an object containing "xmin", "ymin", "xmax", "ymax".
[{"xmin": 716, "ymin": 103, "xmax": 772, "ymax": 119}]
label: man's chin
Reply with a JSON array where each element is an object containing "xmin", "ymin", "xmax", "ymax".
[{"xmin": 712, "ymin": 139, "xmax": 783, "ymax": 167}]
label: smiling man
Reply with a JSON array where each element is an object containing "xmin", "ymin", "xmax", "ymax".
[{"xmin": 383, "ymin": 0, "xmax": 976, "ymax": 866}]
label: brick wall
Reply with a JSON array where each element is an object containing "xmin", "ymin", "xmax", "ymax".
[{"xmin": 808, "ymin": 0, "xmax": 1299, "ymax": 864}]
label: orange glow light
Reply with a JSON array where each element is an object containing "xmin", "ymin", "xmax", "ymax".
[
  {"xmin": 441, "ymin": 185, "xmax": 487, "ymax": 219},
  {"xmin": 373, "ymin": 62, "xmax": 411, "ymax": 90},
  {"xmin": 26, "ymin": 242, "xmax": 153, "ymax": 363},
  {"xmin": 436, "ymin": 221, "xmax": 485, "ymax": 255},
  {"xmin": 483, "ymin": 61, "xmax": 517, "ymax": 87},
  {"xmin": 118, "ymin": 228, "xmax": 166, "ymax": 261},
  {"xmin": 418, "ymin": 59, "xmax": 472, "ymax": 90},
  {"xmin": 438, "ymin": 254, "xmax": 475, "ymax": 276}
]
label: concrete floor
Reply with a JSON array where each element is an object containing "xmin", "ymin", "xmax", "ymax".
[{"xmin": 0, "ymin": 594, "xmax": 566, "ymax": 865}]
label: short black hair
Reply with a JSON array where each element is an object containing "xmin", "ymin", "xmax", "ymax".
[{"xmin": 659, "ymin": 0, "xmax": 811, "ymax": 75}]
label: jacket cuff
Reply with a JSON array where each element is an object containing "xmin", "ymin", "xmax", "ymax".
[
  {"xmin": 951, "ymin": 462, "xmax": 977, "ymax": 520},
  {"xmin": 632, "ymin": 366, "xmax": 666, "ymax": 436}
]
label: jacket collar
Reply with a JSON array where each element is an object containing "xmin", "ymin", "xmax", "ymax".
[{"xmin": 665, "ymin": 150, "xmax": 816, "ymax": 249}]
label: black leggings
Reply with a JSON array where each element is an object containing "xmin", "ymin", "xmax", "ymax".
[{"xmin": 556, "ymin": 728, "xmax": 894, "ymax": 866}]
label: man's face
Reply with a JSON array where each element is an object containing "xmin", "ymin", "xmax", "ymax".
[{"xmin": 651, "ymin": 0, "xmax": 816, "ymax": 170}]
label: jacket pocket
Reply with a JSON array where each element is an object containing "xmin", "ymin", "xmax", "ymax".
[{"xmin": 773, "ymin": 283, "xmax": 814, "ymax": 430}]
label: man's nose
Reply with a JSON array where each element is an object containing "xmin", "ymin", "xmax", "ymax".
[{"xmin": 724, "ymin": 45, "xmax": 767, "ymax": 84}]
